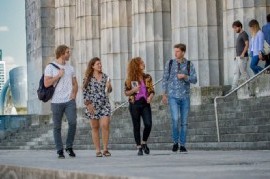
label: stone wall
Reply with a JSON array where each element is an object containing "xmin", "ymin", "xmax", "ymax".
[
  {"xmin": 75, "ymin": 0, "xmax": 101, "ymax": 106},
  {"xmin": 100, "ymin": 0, "xmax": 132, "ymax": 102},
  {"xmin": 132, "ymin": 0, "xmax": 171, "ymax": 94},
  {"xmin": 26, "ymin": 0, "xmax": 55, "ymax": 115},
  {"xmin": 171, "ymin": 0, "xmax": 222, "ymax": 86},
  {"xmin": 0, "ymin": 115, "xmax": 32, "ymax": 140},
  {"xmin": 25, "ymin": 0, "xmax": 270, "ymax": 114}
]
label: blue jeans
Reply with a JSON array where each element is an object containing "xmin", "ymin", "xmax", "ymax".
[
  {"xmin": 168, "ymin": 96, "xmax": 190, "ymax": 146},
  {"xmin": 51, "ymin": 99, "xmax": 77, "ymax": 151},
  {"xmin": 250, "ymin": 55, "xmax": 263, "ymax": 74}
]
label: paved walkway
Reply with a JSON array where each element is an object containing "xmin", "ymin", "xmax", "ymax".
[{"xmin": 0, "ymin": 150, "xmax": 270, "ymax": 179}]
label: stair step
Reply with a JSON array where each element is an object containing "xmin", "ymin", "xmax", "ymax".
[
  {"xmin": 1, "ymin": 95, "xmax": 270, "ymax": 150},
  {"xmin": 187, "ymin": 141, "xmax": 270, "ymax": 150}
]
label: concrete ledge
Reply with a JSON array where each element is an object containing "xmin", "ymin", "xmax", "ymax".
[
  {"xmin": 0, "ymin": 164, "xmax": 132, "ymax": 179},
  {"xmin": 0, "ymin": 150, "xmax": 270, "ymax": 178},
  {"xmin": 237, "ymin": 74, "xmax": 270, "ymax": 100},
  {"xmin": 30, "ymin": 115, "xmax": 51, "ymax": 126},
  {"xmin": 191, "ymin": 86, "xmax": 231, "ymax": 105}
]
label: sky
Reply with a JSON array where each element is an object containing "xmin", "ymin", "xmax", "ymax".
[{"xmin": 0, "ymin": 0, "xmax": 26, "ymax": 75}]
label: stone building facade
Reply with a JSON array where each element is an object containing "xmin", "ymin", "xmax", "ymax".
[{"xmin": 25, "ymin": 0, "xmax": 270, "ymax": 114}]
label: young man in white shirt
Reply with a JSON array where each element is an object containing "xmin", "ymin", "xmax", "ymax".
[{"xmin": 44, "ymin": 45, "xmax": 78, "ymax": 158}]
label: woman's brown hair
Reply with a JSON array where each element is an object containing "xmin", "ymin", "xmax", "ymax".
[
  {"xmin": 83, "ymin": 57, "xmax": 101, "ymax": 89},
  {"xmin": 125, "ymin": 57, "xmax": 144, "ymax": 89},
  {"xmin": 249, "ymin": 19, "xmax": 261, "ymax": 37}
]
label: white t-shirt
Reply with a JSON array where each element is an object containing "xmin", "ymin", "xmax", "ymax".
[{"xmin": 44, "ymin": 61, "xmax": 75, "ymax": 103}]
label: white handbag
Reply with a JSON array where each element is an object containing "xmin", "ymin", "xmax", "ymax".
[
  {"xmin": 264, "ymin": 40, "xmax": 270, "ymax": 55},
  {"xmin": 105, "ymin": 77, "xmax": 114, "ymax": 110}
]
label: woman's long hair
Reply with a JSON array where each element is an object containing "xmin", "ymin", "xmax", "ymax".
[
  {"xmin": 125, "ymin": 57, "xmax": 144, "ymax": 89},
  {"xmin": 249, "ymin": 19, "xmax": 261, "ymax": 37},
  {"xmin": 83, "ymin": 57, "xmax": 101, "ymax": 89}
]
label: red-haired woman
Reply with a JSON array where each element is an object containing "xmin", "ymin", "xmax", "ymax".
[
  {"xmin": 125, "ymin": 57, "xmax": 155, "ymax": 155},
  {"xmin": 83, "ymin": 57, "xmax": 112, "ymax": 157}
]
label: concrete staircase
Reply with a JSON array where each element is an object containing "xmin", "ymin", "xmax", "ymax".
[
  {"xmin": 1, "ymin": 92, "xmax": 269, "ymax": 150},
  {"xmin": 0, "ymin": 123, "xmax": 53, "ymax": 149}
]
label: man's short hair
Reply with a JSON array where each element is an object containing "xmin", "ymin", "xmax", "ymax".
[
  {"xmin": 55, "ymin": 45, "xmax": 69, "ymax": 59},
  {"xmin": 232, "ymin": 20, "xmax": 242, "ymax": 28},
  {"xmin": 174, "ymin": 43, "xmax": 186, "ymax": 52},
  {"xmin": 267, "ymin": 14, "xmax": 270, "ymax": 23}
]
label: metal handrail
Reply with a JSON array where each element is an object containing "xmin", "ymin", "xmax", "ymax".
[
  {"xmin": 111, "ymin": 78, "xmax": 163, "ymax": 114},
  {"xmin": 214, "ymin": 65, "xmax": 270, "ymax": 142}
]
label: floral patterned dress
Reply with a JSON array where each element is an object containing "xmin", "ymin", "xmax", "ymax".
[{"xmin": 83, "ymin": 73, "xmax": 111, "ymax": 119}]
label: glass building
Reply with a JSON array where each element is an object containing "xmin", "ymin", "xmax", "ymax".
[{"xmin": 0, "ymin": 61, "xmax": 6, "ymax": 94}]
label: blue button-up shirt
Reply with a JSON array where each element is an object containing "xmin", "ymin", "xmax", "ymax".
[
  {"xmin": 162, "ymin": 58, "xmax": 197, "ymax": 99},
  {"xmin": 250, "ymin": 30, "xmax": 264, "ymax": 56},
  {"xmin": 262, "ymin": 23, "xmax": 270, "ymax": 44}
]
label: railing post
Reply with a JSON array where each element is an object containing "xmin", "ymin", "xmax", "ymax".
[{"xmin": 214, "ymin": 97, "xmax": 220, "ymax": 142}]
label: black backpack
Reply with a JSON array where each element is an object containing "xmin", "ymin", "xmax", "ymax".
[
  {"xmin": 167, "ymin": 59, "xmax": 190, "ymax": 80},
  {"xmin": 37, "ymin": 63, "xmax": 61, "ymax": 102}
]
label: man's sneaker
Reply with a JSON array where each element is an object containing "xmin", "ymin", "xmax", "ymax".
[
  {"xmin": 137, "ymin": 147, "xmax": 143, "ymax": 156},
  {"xmin": 57, "ymin": 150, "xmax": 65, "ymax": 159},
  {"xmin": 180, "ymin": 146, "xmax": 188, "ymax": 153},
  {"xmin": 65, "ymin": 148, "xmax": 76, "ymax": 157},
  {"xmin": 172, "ymin": 143, "xmax": 179, "ymax": 152},
  {"xmin": 142, "ymin": 144, "xmax": 150, "ymax": 154}
]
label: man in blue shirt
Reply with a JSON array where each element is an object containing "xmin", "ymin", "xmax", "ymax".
[
  {"xmin": 262, "ymin": 14, "xmax": 270, "ymax": 72},
  {"xmin": 162, "ymin": 43, "xmax": 197, "ymax": 153}
]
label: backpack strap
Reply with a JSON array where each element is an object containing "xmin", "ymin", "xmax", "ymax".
[
  {"xmin": 48, "ymin": 63, "xmax": 61, "ymax": 87},
  {"xmin": 187, "ymin": 61, "xmax": 190, "ymax": 76},
  {"xmin": 167, "ymin": 60, "xmax": 191, "ymax": 79},
  {"xmin": 167, "ymin": 59, "xmax": 173, "ymax": 80},
  {"xmin": 49, "ymin": 63, "xmax": 60, "ymax": 70}
]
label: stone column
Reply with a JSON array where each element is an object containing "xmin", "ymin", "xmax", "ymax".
[
  {"xmin": 55, "ymin": 0, "xmax": 76, "ymax": 66},
  {"xmin": 171, "ymin": 0, "xmax": 221, "ymax": 86},
  {"xmin": 26, "ymin": 0, "xmax": 55, "ymax": 114},
  {"xmin": 223, "ymin": 0, "xmax": 270, "ymax": 85},
  {"xmin": 132, "ymin": 0, "xmax": 171, "ymax": 93},
  {"xmin": 100, "ymin": 0, "xmax": 132, "ymax": 102},
  {"xmin": 75, "ymin": 0, "xmax": 100, "ymax": 108}
]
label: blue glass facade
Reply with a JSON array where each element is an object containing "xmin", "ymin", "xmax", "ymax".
[{"xmin": 9, "ymin": 67, "xmax": 27, "ymax": 109}]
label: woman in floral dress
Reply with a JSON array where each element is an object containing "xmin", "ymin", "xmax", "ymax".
[{"xmin": 83, "ymin": 57, "xmax": 112, "ymax": 157}]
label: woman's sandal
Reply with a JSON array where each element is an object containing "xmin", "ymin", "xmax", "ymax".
[
  {"xmin": 103, "ymin": 150, "xmax": 111, "ymax": 157},
  {"xmin": 96, "ymin": 151, "xmax": 103, "ymax": 157}
]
